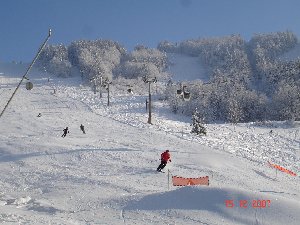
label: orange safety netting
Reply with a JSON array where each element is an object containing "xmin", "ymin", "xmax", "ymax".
[
  {"xmin": 268, "ymin": 162, "xmax": 297, "ymax": 176},
  {"xmin": 172, "ymin": 176, "xmax": 209, "ymax": 186}
]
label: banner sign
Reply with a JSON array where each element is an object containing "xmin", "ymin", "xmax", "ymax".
[
  {"xmin": 172, "ymin": 175, "xmax": 209, "ymax": 186},
  {"xmin": 268, "ymin": 162, "xmax": 297, "ymax": 176}
]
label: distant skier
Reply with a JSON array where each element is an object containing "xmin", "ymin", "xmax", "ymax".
[
  {"xmin": 157, "ymin": 150, "xmax": 171, "ymax": 172},
  {"xmin": 62, "ymin": 127, "xmax": 69, "ymax": 138},
  {"xmin": 80, "ymin": 124, "xmax": 86, "ymax": 134},
  {"xmin": 37, "ymin": 113, "xmax": 42, "ymax": 117},
  {"xmin": 127, "ymin": 88, "xmax": 133, "ymax": 94}
]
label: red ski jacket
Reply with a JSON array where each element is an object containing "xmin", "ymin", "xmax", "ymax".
[{"xmin": 161, "ymin": 151, "xmax": 171, "ymax": 162}]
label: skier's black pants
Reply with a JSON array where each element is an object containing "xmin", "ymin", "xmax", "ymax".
[{"xmin": 157, "ymin": 160, "xmax": 167, "ymax": 171}]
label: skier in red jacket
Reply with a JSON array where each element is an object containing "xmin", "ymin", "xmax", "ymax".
[{"xmin": 157, "ymin": 150, "xmax": 171, "ymax": 172}]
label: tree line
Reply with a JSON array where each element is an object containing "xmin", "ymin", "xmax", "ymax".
[{"xmin": 35, "ymin": 31, "xmax": 300, "ymax": 123}]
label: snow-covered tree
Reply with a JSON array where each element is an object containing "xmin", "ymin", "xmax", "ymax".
[
  {"xmin": 35, "ymin": 32, "xmax": 299, "ymax": 123},
  {"xmin": 249, "ymin": 31, "xmax": 297, "ymax": 60},
  {"xmin": 115, "ymin": 47, "xmax": 167, "ymax": 81},
  {"xmin": 125, "ymin": 47, "xmax": 167, "ymax": 72},
  {"xmin": 165, "ymin": 31, "xmax": 299, "ymax": 123},
  {"xmin": 114, "ymin": 61, "xmax": 159, "ymax": 79},
  {"xmin": 179, "ymin": 39, "xmax": 204, "ymax": 56},
  {"xmin": 191, "ymin": 109, "xmax": 207, "ymax": 135},
  {"xmin": 271, "ymin": 81, "xmax": 300, "ymax": 120},
  {"xmin": 157, "ymin": 41, "xmax": 180, "ymax": 53},
  {"xmin": 178, "ymin": 35, "xmax": 253, "ymax": 88},
  {"xmin": 248, "ymin": 31, "xmax": 298, "ymax": 86},
  {"xmin": 68, "ymin": 39, "xmax": 126, "ymax": 82},
  {"xmin": 36, "ymin": 44, "xmax": 72, "ymax": 77},
  {"xmin": 227, "ymin": 95, "xmax": 243, "ymax": 124}
]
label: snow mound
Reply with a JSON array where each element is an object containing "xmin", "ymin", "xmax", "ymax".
[
  {"xmin": 0, "ymin": 200, "xmax": 7, "ymax": 206},
  {"xmin": 13, "ymin": 196, "xmax": 32, "ymax": 206},
  {"xmin": 125, "ymin": 186, "xmax": 300, "ymax": 225}
]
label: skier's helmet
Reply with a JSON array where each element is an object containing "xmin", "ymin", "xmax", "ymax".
[{"xmin": 166, "ymin": 150, "xmax": 169, "ymax": 152}]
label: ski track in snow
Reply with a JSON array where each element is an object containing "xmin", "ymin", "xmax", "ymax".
[{"xmin": 0, "ymin": 63, "xmax": 299, "ymax": 224}]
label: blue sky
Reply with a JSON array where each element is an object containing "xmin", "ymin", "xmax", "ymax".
[{"xmin": 1, "ymin": 0, "xmax": 300, "ymax": 62}]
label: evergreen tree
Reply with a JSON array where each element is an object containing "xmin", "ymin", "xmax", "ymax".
[{"xmin": 191, "ymin": 109, "xmax": 207, "ymax": 135}]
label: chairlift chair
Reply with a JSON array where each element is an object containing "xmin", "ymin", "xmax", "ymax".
[
  {"xmin": 183, "ymin": 91, "xmax": 191, "ymax": 100},
  {"xmin": 177, "ymin": 89, "xmax": 183, "ymax": 95},
  {"xmin": 26, "ymin": 82, "xmax": 33, "ymax": 90}
]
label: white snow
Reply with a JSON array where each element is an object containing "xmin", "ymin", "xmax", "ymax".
[
  {"xmin": 166, "ymin": 53, "xmax": 209, "ymax": 82},
  {"xmin": 0, "ymin": 62, "xmax": 299, "ymax": 224}
]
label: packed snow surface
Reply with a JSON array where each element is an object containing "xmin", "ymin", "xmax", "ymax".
[{"xmin": 0, "ymin": 62, "xmax": 299, "ymax": 224}]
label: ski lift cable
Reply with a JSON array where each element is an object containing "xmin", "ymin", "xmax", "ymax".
[{"xmin": 0, "ymin": 29, "xmax": 52, "ymax": 118}]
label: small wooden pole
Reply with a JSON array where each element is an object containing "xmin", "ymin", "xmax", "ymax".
[
  {"xmin": 168, "ymin": 169, "xmax": 170, "ymax": 190},
  {"xmin": 147, "ymin": 82, "xmax": 152, "ymax": 124},
  {"xmin": 107, "ymin": 82, "xmax": 110, "ymax": 106}
]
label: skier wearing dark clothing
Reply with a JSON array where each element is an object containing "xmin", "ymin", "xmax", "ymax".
[
  {"xmin": 62, "ymin": 127, "xmax": 69, "ymax": 137},
  {"xmin": 157, "ymin": 150, "xmax": 171, "ymax": 172},
  {"xmin": 80, "ymin": 124, "xmax": 86, "ymax": 134}
]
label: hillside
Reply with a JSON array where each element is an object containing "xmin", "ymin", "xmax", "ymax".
[
  {"xmin": 0, "ymin": 63, "xmax": 299, "ymax": 224},
  {"xmin": 34, "ymin": 31, "xmax": 300, "ymax": 123}
]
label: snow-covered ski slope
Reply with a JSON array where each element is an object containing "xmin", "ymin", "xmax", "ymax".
[
  {"xmin": 166, "ymin": 53, "xmax": 209, "ymax": 82},
  {"xmin": 0, "ymin": 62, "xmax": 299, "ymax": 225}
]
